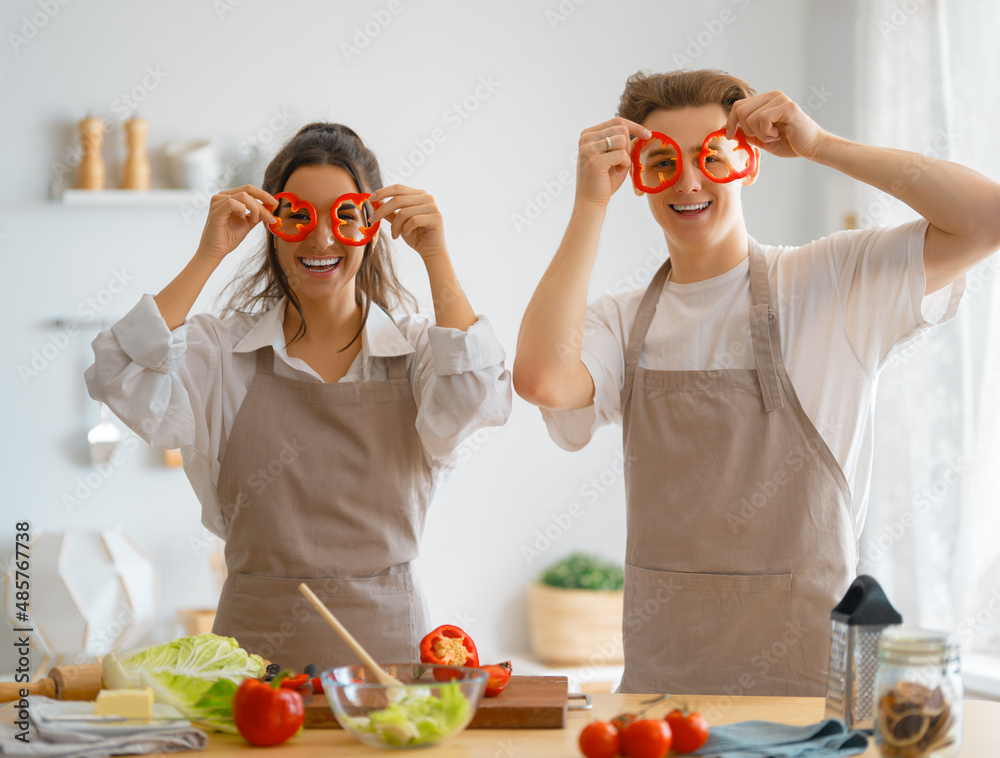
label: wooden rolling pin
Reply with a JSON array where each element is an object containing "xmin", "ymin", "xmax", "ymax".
[{"xmin": 0, "ymin": 664, "xmax": 103, "ymax": 702}]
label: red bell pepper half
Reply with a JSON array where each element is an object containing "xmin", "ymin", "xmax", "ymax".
[
  {"xmin": 331, "ymin": 192, "xmax": 381, "ymax": 247},
  {"xmin": 699, "ymin": 127, "xmax": 756, "ymax": 184},
  {"xmin": 268, "ymin": 192, "xmax": 318, "ymax": 242},
  {"xmin": 631, "ymin": 131, "xmax": 682, "ymax": 194},
  {"xmin": 232, "ymin": 671, "xmax": 305, "ymax": 747},
  {"xmin": 420, "ymin": 624, "xmax": 479, "ymax": 682}
]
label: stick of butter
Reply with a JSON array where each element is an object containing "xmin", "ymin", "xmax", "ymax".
[{"xmin": 93, "ymin": 687, "xmax": 155, "ymax": 719}]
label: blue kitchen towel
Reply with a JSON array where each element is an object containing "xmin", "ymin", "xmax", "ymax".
[{"xmin": 693, "ymin": 718, "xmax": 869, "ymax": 758}]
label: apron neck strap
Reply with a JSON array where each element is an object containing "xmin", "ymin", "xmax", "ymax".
[
  {"xmin": 386, "ymin": 355, "xmax": 408, "ymax": 380},
  {"xmin": 256, "ymin": 345, "xmax": 275, "ymax": 376},
  {"xmin": 747, "ymin": 240, "xmax": 783, "ymax": 411},
  {"xmin": 622, "ymin": 258, "xmax": 672, "ymax": 406},
  {"xmin": 621, "ymin": 240, "xmax": 784, "ymax": 413}
]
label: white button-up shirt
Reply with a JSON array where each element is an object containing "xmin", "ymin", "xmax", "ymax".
[{"xmin": 85, "ymin": 295, "xmax": 511, "ymax": 538}]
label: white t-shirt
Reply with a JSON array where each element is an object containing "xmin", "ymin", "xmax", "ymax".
[
  {"xmin": 542, "ymin": 220, "xmax": 965, "ymax": 537},
  {"xmin": 85, "ymin": 295, "xmax": 512, "ymax": 539}
]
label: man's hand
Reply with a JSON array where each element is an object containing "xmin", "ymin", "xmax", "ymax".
[
  {"xmin": 726, "ymin": 91, "xmax": 830, "ymax": 161},
  {"xmin": 575, "ymin": 117, "xmax": 651, "ymax": 207}
]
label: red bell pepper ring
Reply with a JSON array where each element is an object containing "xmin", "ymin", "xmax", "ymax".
[
  {"xmin": 269, "ymin": 192, "xmax": 318, "ymax": 242},
  {"xmin": 630, "ymin": 131, "xmax": 682, "ymax": 194},
  {"xmin": 419, "ymin": 624, "xmax": 479, "ymax": 682},
  {"xmin": 699, "ymin": 127, "xmax": 756, "ymax": 184},
  {"xmin": 331, "ymin": 192, "xmax": 381, "ymax": 247}
]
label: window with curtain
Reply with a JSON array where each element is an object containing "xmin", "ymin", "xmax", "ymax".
[{"xmin": 853, "ymin": 0, "xmax": 1000, "ymax": 695}]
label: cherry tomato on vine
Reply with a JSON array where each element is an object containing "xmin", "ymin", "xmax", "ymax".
[
  {"xmin": 665, "ymin": 708, "xmax": 710, "ymax": 753},
  {"xmin": 578, "ymin": 720, "xmax": 620, "ymax": 758},
  {"xmin": 620, "ymin": 718, "xmax": 672, "ymax": 758},
  {"xmin": 612, "ymin": 711, "xmax": 636, "ymax": 732}
]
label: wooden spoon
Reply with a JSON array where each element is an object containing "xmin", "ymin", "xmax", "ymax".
[{"xmin": 297, "ymin": 583, "xmax": 400, "ymax": 689}]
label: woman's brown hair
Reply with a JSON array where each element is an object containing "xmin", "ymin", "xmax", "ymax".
[
  {"xmin": 219, "ymin": 123, "xmax": 416, "ymax": 348},
  {"xmin": 617, "ymin": 69, "xmax": 756, "ymax": 124}
]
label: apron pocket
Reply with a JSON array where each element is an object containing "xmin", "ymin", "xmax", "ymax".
[
  {"xmin": 622, "ymin": 565, "xmax": 794, "ymax": 696},
  {"xmin": 223, "ymin": 572, "xmax": 423, "ymax": 673}
]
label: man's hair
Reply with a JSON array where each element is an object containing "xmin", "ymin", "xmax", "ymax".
[{"xmin": 617, "ymin": 69, "xmax": 756, "ymax": 124}]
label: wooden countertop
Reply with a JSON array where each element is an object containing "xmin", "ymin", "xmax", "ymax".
[{"xmin": 196, "ymin": 694, "xmax": 999, "ymax": 756}]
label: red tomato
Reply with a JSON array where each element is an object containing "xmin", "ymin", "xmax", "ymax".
[
  {"xmin": 481, "ymin": 661, "xmax": 512, "ymax": 697},
  {"xmin": 578, "ymin": 720, "xmax": 620, "ymax": 758},
  {"xmin": 665, "ymin": 708, "xmax": 710, "ymax": 754},
  {"xmin": 620, "ymin": 718, "xmax": 672, "ymax": 758},
  {"xmin": 232, "ymin": 677, "xmax": 305, "ymax": 747}
]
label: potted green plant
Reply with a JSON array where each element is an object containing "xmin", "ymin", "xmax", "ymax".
[{"xmin": 526, "ymin": 552, "xmax": 625, "ymax": 666}]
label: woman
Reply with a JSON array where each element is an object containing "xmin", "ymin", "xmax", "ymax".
[{"xmin": 86, "ymin": 123, "xmax": 511, "ymax": 671}]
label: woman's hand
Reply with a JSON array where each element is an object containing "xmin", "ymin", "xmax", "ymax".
[
  {"xmin": 370, "ymin": 184, "xmax": 448, "ymax": 260},
  {"xmin": 575, "ymin": 117, "xmax": 652, "ymax": 208},
  {"xmin": 195, "ymin": 185, "xmax": 278, "ymax": 262},
  {"xmin": 726, "ymin": 91, "xmax": 830, "ymax": 161}
]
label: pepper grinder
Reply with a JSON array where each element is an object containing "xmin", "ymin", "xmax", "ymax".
[
  {"xmin": 76, "ymin": 115, "xmax": 106, "ymax": 190},
  {"xmin": 122, "ymin": 116, "xmax": 150, "ymax": 190}
]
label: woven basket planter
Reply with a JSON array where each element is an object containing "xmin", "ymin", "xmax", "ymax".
[{"xmin": 526, "ymin": 582, "xmax": 624, "ymax": 666}]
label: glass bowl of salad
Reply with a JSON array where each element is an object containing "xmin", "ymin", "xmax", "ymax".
[{"xmin": 321, "ymin": 663, "xmax": 487, "ymax": 748}]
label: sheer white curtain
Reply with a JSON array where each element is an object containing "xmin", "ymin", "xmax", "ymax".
[{"xmin": 854, "ymin": 0, "xmax": 1000, "ymax": 661}]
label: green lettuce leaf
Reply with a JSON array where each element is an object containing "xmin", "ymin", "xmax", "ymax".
[
  {"xmin": 346, "ymin": 683, "xmax": 472, "ymax": 746},
  {"xmin": 102, "ymin": 633, "xmax": 266, "ymax": 732}
]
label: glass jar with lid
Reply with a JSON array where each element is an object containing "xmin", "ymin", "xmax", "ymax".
[{"xmin": 874, "ymin": 627, "xmax": 963, "ymax": 758}]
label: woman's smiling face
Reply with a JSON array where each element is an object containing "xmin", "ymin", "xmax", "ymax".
[{"xmin": 274, "ymin": 164, "xmax": 370, "ymax": 307}]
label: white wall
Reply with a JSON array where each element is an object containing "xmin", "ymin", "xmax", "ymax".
[{"xmin": 0, "ymin": 0, "xmax": 860, "ymax": 674}]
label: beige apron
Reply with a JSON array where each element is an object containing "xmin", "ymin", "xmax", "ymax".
[
  {"xmin": 618, "ymin": 241, "xmax": 856, "ymax": 696},
  {"xmin": 212, "ymin": 345, "xmax": 433, "ymax": 672}
]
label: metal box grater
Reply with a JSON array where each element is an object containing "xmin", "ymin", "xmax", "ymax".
[{"xmin": 824, "ymin": 575, "xmax": 902, "ymax": 731}]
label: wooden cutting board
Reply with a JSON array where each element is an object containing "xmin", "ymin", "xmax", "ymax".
[{"xmin": 304, "ymin": 675, "xmax": 569, "ymax": 729}]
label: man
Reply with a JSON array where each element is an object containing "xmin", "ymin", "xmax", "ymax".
[{"xmin": 513, "ymin": 69, "xmax": 1000, "ymax": 695}]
